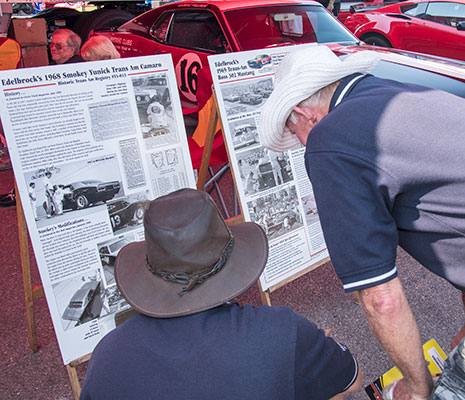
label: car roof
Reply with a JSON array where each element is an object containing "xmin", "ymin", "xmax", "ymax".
[
  {"xmin": 369, "ymin": 0, "xmax": 465, "ymax": 10},
  {"xmin": 403, "ymin": 0, "xmax": 465, "ymax": 3},
  {"xmin": 160, "ymin": 0, "xmax": 322, "ymax": 12},
  {"xmin": 68, "ymin": 180, "xmax": 101, "ymax": 187}
]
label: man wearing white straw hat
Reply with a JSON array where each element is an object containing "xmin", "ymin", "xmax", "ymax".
[
  {"xmin": 81, "ymin": 188, "xmax": 362, "ymax": 400},
  {"xmin": 259, "ymin": 45, "xmax": 465, "ymax": 400}
]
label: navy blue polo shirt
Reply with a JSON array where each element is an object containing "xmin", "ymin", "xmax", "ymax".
[
  {"xmin": 305, "ymin": 74, "xmax": 465, "ymax": 292},
  {"xmin": 80, "ymin": 303, "xmax": 358, "ymax": 399}
]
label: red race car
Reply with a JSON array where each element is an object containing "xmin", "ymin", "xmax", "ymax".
[
  {"xmin": 338, "ymin": 0, "xmax": 405, "ymax": 24},
  {"xmin": 91, "ymin": 0, "xmax": 361, "ymax": 109},
  {"xmin": 343, "ymin": 0, "xmax": 465, "ymax": 61},
  {"xmin": 91, "ymin": 0, "xmax": 465, "ymax": 115}
]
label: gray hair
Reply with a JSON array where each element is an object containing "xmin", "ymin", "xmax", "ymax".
[
  {"xmin": 287, "ymin": 80, "xmax": 342, "ymax": 124},
  {"xmin": 81, "ymin": 36, "xmax": 121, "ymax": 61},
  {"xmin": 53, "ymin": 29, "xmax": 82, "ymax": 55}
]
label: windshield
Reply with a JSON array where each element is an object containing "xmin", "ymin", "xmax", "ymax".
[{"xmin": 224, "ymin": 5, "xmax": 356, "ymax": 51}]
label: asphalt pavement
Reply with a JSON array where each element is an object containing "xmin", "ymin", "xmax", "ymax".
[{"xmin": 0, "ymin": 166, "xmax": 463, "ymax": 400}]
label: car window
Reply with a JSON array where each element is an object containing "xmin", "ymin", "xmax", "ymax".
[
  {"xmin": 152, "ymin": 10, "xmax": 228, "ymax": 53},
  {"xmin": 401, "ymin": 2, "xmax": 428, "ymax": 17},
  {"xmin": 423, "ymin": 2, "xmax": 465, "ymax": 27},
  {"xmin": 150, "ymin": 12, "xmax": 174, "ymax": 43},
  {"xmin": 224, "ymin": 5, "xmax": 356, "ymax": 51}
]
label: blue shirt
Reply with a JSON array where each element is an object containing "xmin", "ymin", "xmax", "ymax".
[
  {"xmin": 81, "ymin": 303, "xmax": 358, "ymax": 399},
  {"xmin": 305, "ymin": 74, "xmax": 465, "ymax": 292}
]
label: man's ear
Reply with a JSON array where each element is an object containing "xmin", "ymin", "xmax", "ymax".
[{"xmin": 292, "ymin": 106, "xmax": 318, "ymax": 123}]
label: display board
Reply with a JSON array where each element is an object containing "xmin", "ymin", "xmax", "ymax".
[
  {"xmin": 208, "ymin": 45, "xmax": 329, "ymax": 291},
  {"xmin": 0, "ymin": 55, "xmax": 196, "ymax": 364}
]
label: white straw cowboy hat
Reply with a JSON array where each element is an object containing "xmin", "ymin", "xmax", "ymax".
[
  {"xmin": 115, "ymin": 188, "xmax": 268, "ymax": 318},
  {"xmin": 259, "ymin": 45, "xmax": 380, "ymax": 152}
]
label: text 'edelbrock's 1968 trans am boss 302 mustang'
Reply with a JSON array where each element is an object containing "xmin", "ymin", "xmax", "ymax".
[{"xmin": 91, "ymin": 0, "xmax": 465, "ymax": 117}]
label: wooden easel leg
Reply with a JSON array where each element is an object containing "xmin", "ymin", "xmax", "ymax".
[
  {"xmin": 256, "ymin": 278, "xmax": 272, "ymax": 306},
  {"xmin": 15, "ymin": 182, "xmax": 39, "ymax": 352},
  {"xmin": 197, "ymin": 104, "xmax": 219, "ymax": 191},
  {"xmin": 260, "ymin": 289, "xmax": 272, "ymax": 306},
  {"xmin": 66, "ymin": 364, "xmax": 81, "ymax": 400},
  {"xmin": 66, "ymin": 353, "xmax": 92, "ymax": 399}
]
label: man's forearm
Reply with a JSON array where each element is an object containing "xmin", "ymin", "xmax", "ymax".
[{"xmin": 359, "ymin": 278, "xmax": 433, "ymax": 399}]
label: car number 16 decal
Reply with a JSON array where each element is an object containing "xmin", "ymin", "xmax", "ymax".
[{"xmin": 175, "ymin": 53, "xmax": 203, "ymax": 103}]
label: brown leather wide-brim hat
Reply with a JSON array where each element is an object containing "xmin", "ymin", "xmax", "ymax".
[{"xmin": 115, "ymin": 188, "xmax": 268, "ymax": 318}]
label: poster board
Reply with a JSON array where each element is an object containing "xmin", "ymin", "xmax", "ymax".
[
  {"xmin": 208, "ymin": 45, "xmax": 329, "ymax": 292},
  {"xmin": 0, "ymin": 55, "xmax": 196, "ymax": 364}
]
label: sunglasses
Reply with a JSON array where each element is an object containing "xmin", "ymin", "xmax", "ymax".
[{"xmin": 50, "ymin": 42, "xmax": 69, "ymax": 51}]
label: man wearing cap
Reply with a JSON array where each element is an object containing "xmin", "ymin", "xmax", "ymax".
[
  {"xmin": 259, "ymin": 45, "xmax": 465, "ymax": 400},
  {"xmin": 81, "ymin": 188, "xmax": 361, "ymax": 400}
]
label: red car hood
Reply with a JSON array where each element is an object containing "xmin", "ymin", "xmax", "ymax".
[{"xmin": 328, "ymin": 43, "xmax": 465, "ymax": 83}]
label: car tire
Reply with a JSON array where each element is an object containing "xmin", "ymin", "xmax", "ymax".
[
  {"xmin": 75, "ymin": 194, "xmax": 89, "ymax": 209},
  {"xmin": 73, "ymin": 9, "xmax": 134, "ymax": 42},
  {"xmin": 133, "ymin": 205, "xmax": 144, "ymax": 222},
  {"xmin": 361, "ymin": 34, "xmax": 392, "ymax": 48}
]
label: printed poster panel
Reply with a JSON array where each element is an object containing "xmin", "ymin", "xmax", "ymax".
[
  {"xmin": 208, "ymin": 45, "xmax": 329, "ymax": 291},
  {"xmin": 0, "ymin": 55, "xmax": 196, "ymax": 364}
]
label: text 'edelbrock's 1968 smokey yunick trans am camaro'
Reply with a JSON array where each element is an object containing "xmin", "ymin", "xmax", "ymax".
[{"xmin": 91, "ymin": 0, "xmax": 465, "ymax": 118}]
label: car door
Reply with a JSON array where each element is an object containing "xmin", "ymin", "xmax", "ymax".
[
  {"xmin": 400, "ymin": 1, "xmax": 465, "ymax": 59},
  {"xmin": 149, "ymin": 9, "xmax": 231, "ymax": 108},
  {"xmin": 394, "ymin": 2, "xmax": 435, "ymax": 51},
  {"xmin": 419, "ymin": 1, "xmax": 465, "ymax": 59}
]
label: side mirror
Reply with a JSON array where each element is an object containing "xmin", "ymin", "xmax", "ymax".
[{"xmin": 457, "ymin": 21, "xmax": 465, "ymax": 31}]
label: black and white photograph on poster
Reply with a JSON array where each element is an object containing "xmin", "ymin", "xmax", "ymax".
[
  {"xmin": 131, "ymin": 74, "xmax": 179, "ymax": 148},
  {"xmin": 236, "ymin": 146, "xmax": 293, "ymax": 196},
  {"xmin": 25, "ymin": 155, "xmax": 123, "ymax": 227},
  {"xmin": 301, "ymin": 192, "xmax": 320, "ymax": 226},
  {"xmin": 106, "ymin": 190, "xmax": 149, "ymax": 234},
  {"xmin": 228, "ymin": 117, "xmax": 260, "ymax": 151},
  {"xmin": 221, "ymin": 77, "xmax": 273, "ymax": 117},
  {"xmin": 146, "ymin": 147, "xmax": 189, "ymax": 197},
  {"xmin": 53, "ymin": 271, "xmax": 107, "ymax": 331},
  {"xmin": 103, "ymin": 284, "xmax": 130, "ymax": 315},
  {"xmin": 98, "ymin": 233, "xmax": 135, "ymax": 287},
  {"xmin": 247, "ymin": 186, "xmax": 303, "ymax": 240},
  {"xmin": 150, "ymin": 151, "xmax": 165, "ymax": 169}
]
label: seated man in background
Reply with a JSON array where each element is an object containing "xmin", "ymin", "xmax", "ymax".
[
  {"xmin": 49, "ymin": 29, "xmax": 83, "ymax": 65},
  {"xmin": 0, "ymin": 29, "xmax": 83, "ymax": 206},
  {"xmin": 81, "ymin": 188, "xmax": 362, "ymax": 400}
]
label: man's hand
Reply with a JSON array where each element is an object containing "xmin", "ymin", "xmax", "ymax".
[{"xmin": 385, "ymin": 379, "xmax": 430, "ymax": 400}]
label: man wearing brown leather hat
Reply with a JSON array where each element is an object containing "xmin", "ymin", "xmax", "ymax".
[{"xmin": 81, "ymin": 188, "xmax": 361, "ymax": 400}]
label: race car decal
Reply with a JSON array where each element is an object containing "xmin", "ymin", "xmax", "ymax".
[{"xmin": 175, "ymin": 53, "xmax": 203, "ymax": 102}]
